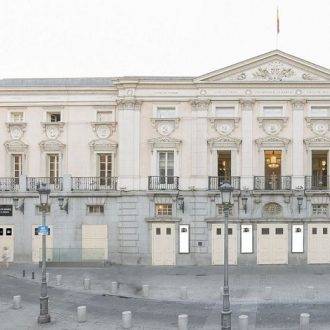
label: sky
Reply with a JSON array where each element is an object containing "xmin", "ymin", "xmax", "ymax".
[{"xmin": 0, "ymin": 0, "xmax": 329, "ymax": 78}]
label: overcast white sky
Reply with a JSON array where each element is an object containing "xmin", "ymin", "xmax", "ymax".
[{"xmin": 0, "ymin": 0, "xmax": 329, "ymax": 78}]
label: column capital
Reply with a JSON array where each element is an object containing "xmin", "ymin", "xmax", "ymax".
[
  {"xmin": 116, "ymin": 99, "xmax": 142, "ymax": 111},
  {"xmin": 239, "ymin": 99, "xmax": 255, "ymax": 111},
  {"xmin": 190, "ymin": 99, "xmax": 210, "ymax": 111},
  {"xmin": 291, "ymin": 99, "xmax": 306, "ymax": 111}
]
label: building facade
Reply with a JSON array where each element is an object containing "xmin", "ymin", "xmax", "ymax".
[{"xmin": 1, "ymin": 50, "xmax": 330, "ymax": 265}]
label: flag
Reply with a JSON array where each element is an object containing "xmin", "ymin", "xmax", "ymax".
[{"xmin": 277, "ymin": 7, "xmax": 280, "ymax": 34}]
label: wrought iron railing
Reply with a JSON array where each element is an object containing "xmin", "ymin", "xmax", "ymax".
[
  {"xmin": 0, "ymin": 177, "xmax": 19, "ymax": 191},
  {"xmin": 71, "ymin": 177, "xmax": 117, "ymax": 191},
  {"xmin": 254, "ymin": 176, "xmax": 291, "ymax": 190},
  {"xmin": 148, "ymin": 176, "xmax": 179, "ymax": 190},
  {"xmin": 305, "ymin": 176, "xmax": 330, "ymax": 190},
  {"xmin": 208, "ymin": 176, "xmax": 241, "ymax": 190},
  {"xmin": 27, "ymin": 177, "xmax": 63, "ymax": 191}
]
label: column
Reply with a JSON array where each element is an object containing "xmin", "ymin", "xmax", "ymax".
[
  {"xmin": 117, "ymin": 99, "xmax": 141, "ymax": 190},
  {"xmin": 240, "ymin": 100, "xmax": 255, "ymax": 190},
  {"xmin": 291, "ymin": 100, "xmax": 305, "ymax": 189},
  {"xmin": 190, "ymin": 99, "xmax": 209, "ymax": 189}
]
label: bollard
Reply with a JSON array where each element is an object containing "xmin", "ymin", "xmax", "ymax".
[
  {"xmin": 13, "ymin": 295, "xmax": 21, "ymax": 309},
  {"xmin": 56, "ymin": 275, "xmax": 62, "ymax": 286},
  {"xmin": 111, "ymin": 281, "xmax": 118, "ymax": 294},
  {"xmin": 32, "ymin": 271, "xmax": 35, "ymax": 280},
  {"xmin": 238, "ymin": 315, "xmax": 248, "ymax": 330},
  {"xmin": 264, "ymin": 286, "xmax": 272, "ymax": 300},
  {"xmin": 306, "ymin": 286, "xmax": 315, "ymax": 300},
  {"xmin": 77, "ymin": 306, "xmax": 87, "ymax": 323},
  {"xmin": 300, "ymin": 313, "xmax": 310, "ymax": 330},
  {"xmin": 142, "ymin": 284, "xmax": 149, "ymax": 298},
  {"xmin": 122, "ymin": 311, "xmax": 132, "ymax": 329},
  {"xmin": 46, "ymin": 272, "xmax": 49, "ymax": 283},
  {"xmin": 22, "ymin": 270, "xmax": 25, "ymax": 277},
  {"xmin": 178, "ymin": 314, "xmax": 188, "ymax": 330},
  {"xmin": 83, "ymin": 278, "xmax": 91, "ymax": 290},
  {"xmin": 180, "ymin": 286, "xmax": 188, "ymax": 300}
]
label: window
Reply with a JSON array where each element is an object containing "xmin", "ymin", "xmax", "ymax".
[
  {"xmin": 97, "ymin": 111, "xmax": 113, "ymax": 122},
  {"xmin": 156, "ymin": 228, "xmax": 161, "ymax": 235},
  {"xmin": 156, "ymin": 204, "xmax": 172, "ymax": 216},
  {"xmin": 157, "ymin": 107, "xmax": 176, "ymax": 118},
  {"xmin": 228, "ymin": 228, "xmax": 233, "ymax": 235},
  {"xmin": 47, "ymin": 112, "xmax": 61, "ymax": 122},
  {"xmin": 215, "ymin": 106, "xmax": 235, "ymax": 117},
  {"xmin": 6, "ymin": 228, "xmax": 12, "ymax": 236},
  {"xmin": 98, "ymin": 154, "xmax": 112, "ymax": 185},
  {"xmin": 312, "ymin": 204, "xmax": 328, "ymax": 216},
  {"xmin": 166, "ymin": 228, "xmax": 171, "ymax": 235},
  {"xmin": 263, "ymin": 106, "xmax": 283, "ymax": 117},
  {"xmin": 10, "ymin": 112, "xmax": 24, "ymax": 122},
  {"xmin": 216, "ymin": 228, "xmax": 221, "ymax": 235},
  {"xmin": 312, "ymin": 228, "xmax": 317, "ymax": 235},
  {"xmin": 217, "ymin": 204, "xmax": 233, "ymax": 216},
  {"xmin": 262, "ymin": 228, "xmax": 269, "ymax": 235},
  {"xmin": 158, "ymin": 151, "xmax": 174, "ymax": 182},
  {"xmin": 275, "ymin": 228, "xmax": 284, "ymax": 235},
  {"xmin": 11, "ymin": 154, "xmax": 22, "ymax": 184},
  {"xmin": 48, "ymin": 154, "xmax": 59, "ymax": 180},
  {"xmin": 88, "ymin": 205, "xmax": 104, "ymax": 214},
  {"xmin": 323, "ymin": 228, "xmax": 328, "ymax": 235},
  {"xmin": 311, "ymin": 106, "xmax": 330, "ymax": 117}
]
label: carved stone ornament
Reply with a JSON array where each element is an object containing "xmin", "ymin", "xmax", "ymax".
[
  {"xmin": 39, "ymin": 140, "xmax": 66, "ymax": 152},
  {"xmin": 257, "ymin": 117, "xmax": 288, "ymax": 136},
  {"xmin": 6, "ymin": 122, "xmax": 26, "ymax": 140},
  {"xmin": 148, "ymin": 136, "xmax": 182, "ymax": 153},
  {"xmin": 207, "ymin": 136, "xmax": 241, "ymax": 151},
  {"xmin": 255, "ymin": 136, "xmax": 290, "ymax": 151},
  {"xmin": 210, "ymin": 118, "xmax": 240, "ymax": 136},
  {"xmin": 117, "ymin": 99, "xmax": 142, "ymax": 111},
  {"xmin": 41, "ymin": 122, "xmax": 64, "ymax": 139},
  {"xmin": 252, "ymin": 62, "xmax": 295, "ymax": 81},
  {"xmin": 304, "ymin": 136, "xmax": 330, "ymax": 149},
  {"xmin": 91, "ymin": 122, "xmax": 116, "ymax": 139},
  {"xmin": 150, "ymin": 118, "xmax": 180, "ymax": 136},
  {"xmin": 190, "ymin": 99, "xmax": 210, "ymax": 111},
  {"xmin": 305, "ymin": 117, "xmax": 330, "ymax": 136},
  {"xmin": 89, "ymin": 139, "xmax": 117, "ymax": 152},
  {"xmin": 4, "ymin": 140, "xmax": 28, "ymax": 153}
]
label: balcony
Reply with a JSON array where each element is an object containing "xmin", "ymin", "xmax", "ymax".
[
  {"xmin": 305, "ymin": 176, "xmax": 330, "ymax": 190},
  {"xmin": 71, "ymin": 177, "xmax": 117, "ymax": 191},
  {"xmin": 0, "ymin": 178, "xmax": 19, "ymax": 192},
  {"xmin": 27, "ymin": 177, "xmax": 63, "ymax": 191},
  {"xmin": 254, "ymin": 176, "xmax": 291, "ymax": 190},
  {"xmin": 148, "ymin": 176, "xmax": 179, "ymax": 190},
  {"xmin": 208, "ymin": 176, "xmax": 241, "ymax": 190}
]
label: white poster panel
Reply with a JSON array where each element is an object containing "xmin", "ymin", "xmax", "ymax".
[
  {"xmin": 241, "ymin": 224, "xmax": 253, "ymax": 253},
  {"xmin": 179, "ymin": 225, "xmax": 189, "ymax": 253},
  {"xmin": 292, "ymin": 224, "xmax": 304, "ymax": 253}
]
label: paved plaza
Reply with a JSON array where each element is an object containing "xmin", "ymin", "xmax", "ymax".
[{"xmin": 1, "ymin": 264, "xmax": 330, "ymax": 329}]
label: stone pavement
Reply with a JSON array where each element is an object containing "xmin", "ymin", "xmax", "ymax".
[{"xmin": 1, "ymin": 263, "xmax": 330, "ymax": 329}]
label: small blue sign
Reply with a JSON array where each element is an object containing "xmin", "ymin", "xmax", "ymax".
[{"xmin": 38, "ymin": 225, "xmax": 49, "ymax": 236}]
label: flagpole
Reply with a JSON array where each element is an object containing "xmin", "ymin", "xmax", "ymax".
[{"xmin": 276, "ymin": 6, "xmax": 279, "ymax": 49}]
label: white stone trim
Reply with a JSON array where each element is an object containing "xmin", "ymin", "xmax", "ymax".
[
  {"xmin": 148, "ymin": 136, "xmax": 182, "ymax": 154},
  {"xmin": 255, "ymin": 136, "xmax": 291, "ymax": 151}
]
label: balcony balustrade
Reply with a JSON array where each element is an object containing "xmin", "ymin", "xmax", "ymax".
[
  {"xmin": 208, "ymin": 176, "xmax": 241, "ymax": 190},
  {"xmin": 27, "ymin": 177, "xmax": 63, "ymax": 191},
  {"xmin": 148, "ymin": 176, "xmax": 179, "ymax": 190},
  {"xmin": 71, "ymin": 177, "xmax": 118, "ymax": 191},
  {"xmin": 254, "ymin": 176, "xmax": 291, "ymax": 190},
  {"xmin": 0, "ymin": 177, "xmax": 19, "ymax": 192},
  {"xmin": 305, "ymin": 176, "xmax": 330, "ymax": 190}
]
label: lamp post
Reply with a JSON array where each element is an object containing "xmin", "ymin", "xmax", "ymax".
[
  {"xmin": 219, "ymin": 182, "xmax": 233, "ymax": 330},
  {"xmin": 37, "ymin": 183, "xmax": 51, "ymax": 324}
]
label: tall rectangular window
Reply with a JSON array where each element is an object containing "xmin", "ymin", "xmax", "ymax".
[
  {"xmin": 48, "ymin": 154, "xmax": 59, "ymax": 181},
  {"xmin": 98, "ymin": 154, "xmax": 112, "ymax": 185},
  {"xmin": 158, "ymin": 151, "xmax": 174, "ymax": 184},
  {"xmin": 10, "ymin": 112, "xmax": 24, "ymax": 122},
  {"xmin": 12, "ymin": 154, "xmax": 22, "ymax": 184},
  {"xmin": 47, "ymin": 112, "xmax": 61, "ymax": 122}
]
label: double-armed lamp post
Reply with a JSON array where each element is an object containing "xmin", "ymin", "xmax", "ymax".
[
  {"xmin": 37, "ymin": 183, "xmax": 51, "ymax": 324},
  {"xmin": 219, "ymin": 182, "xmax": 234, "ymax": 330}
]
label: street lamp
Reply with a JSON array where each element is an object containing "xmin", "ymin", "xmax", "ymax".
[
  {"xmin": 37, "ymin": 183, "xmax": 51, "ymax": 324},
  {"xmin": 219, "ymin": 182, "xmax": 233, "ymax": 330}
]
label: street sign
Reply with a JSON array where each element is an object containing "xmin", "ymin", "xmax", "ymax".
[
  {"xmin": 0, "ymin": 205, "xmax": 13, "ymax": 216},
  {"xmin": 38, "ymin": 225, "xmax": 49, "ymax": 236}
]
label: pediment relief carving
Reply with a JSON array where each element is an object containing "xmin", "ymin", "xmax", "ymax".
[
  {"xmin": 257, "ymin": 117, "xmax": 288, "ymax": 135},
  {"xmin": 150, "ymin": 118, "xmax": 180, "ymax": 136},
  {"xmin": 255, "ymin": 136, "xmax": 290, "ymax": 151},
  {"xmin": 190, "ymin": 99, "xmax": 210, "ymax": 111},
  {"xmin": 304, "ymin": 136, "xmax": 330, "ymax": 149},
  {"xmin": 41, "ymin": 122, "xmax": 64, "ymax": 140},
  {"xmin": 148, "ymin": 136, "xmax": 182, "ymax": 152},
  {"xmin": 209, "ymin": 117, "xmax": 240, "ymax": 136},
  {"xmin": 305, "ymin": 117, "xmax": 330, "ymax": 135},
  {"xmin": 91, "ymin": 122, "xmax": 117, "ymax": 139},
  {"xmin": 89, "ymin": 139, "xmax": 117, "ymax": 152},
  {"xmin": 5, "ymin": 123, "xmax": 27, "ymax": 140},
  {"xmin": 39, "ymin": 140, "xmax": 66, "ymax": 152},
  {"xmin": 4, "ymin": 140, "xmax": 28, "ymax": 153},
  {"xmin": 117, "ymin": 99, "xmax": 142, "ymax": 111},
  {"xmin": 208, "ymin": 136, "xmax": 241, "ymax": 150}
]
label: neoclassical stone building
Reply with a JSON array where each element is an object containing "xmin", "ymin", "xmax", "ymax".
[{"xmin": 1, "ymin": 50, "xmax": 330, "ymax": 265}]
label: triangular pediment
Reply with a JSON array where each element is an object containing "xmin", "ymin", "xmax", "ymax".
[
  {"xmin": 195, "ymin": 50, "xmax": 330, "ymax": 83},
  {"xmin": 148, "ymin": 136, "xmax": 182, "ymax": 152},
  {"xmin": 207, "ymin": 136, "xmax": 241, "ymax": 149}
]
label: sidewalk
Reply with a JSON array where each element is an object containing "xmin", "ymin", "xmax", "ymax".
[{"xmin": 4, "ymin": 263, "xmax": 330, "ymax": 305}]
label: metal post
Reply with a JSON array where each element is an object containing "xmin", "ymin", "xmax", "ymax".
[
  {"xmin": 38, "ymin": 208, "xmax": 50, "ymax": 324},
  {"xmin": 221, "ymin": 205, "xmax": 231, "ymax": 329}
]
